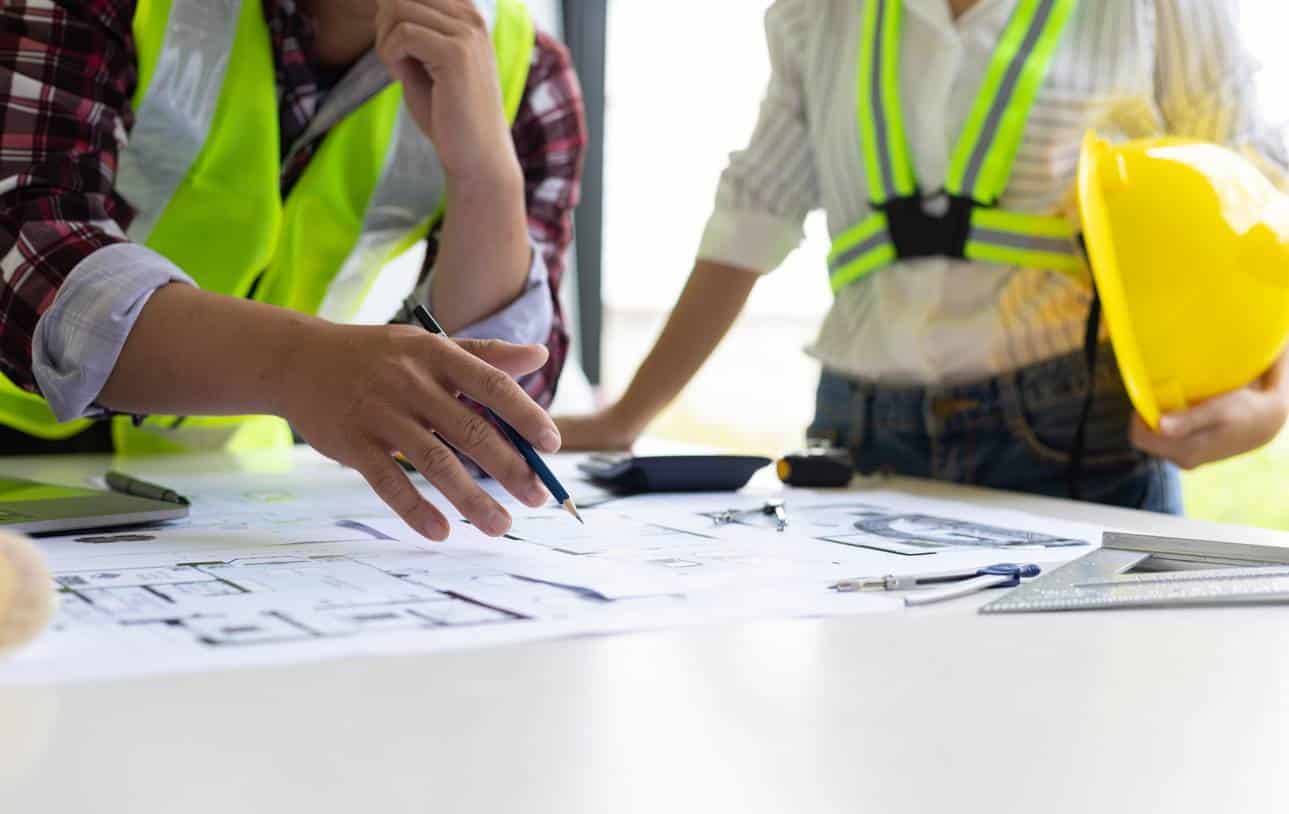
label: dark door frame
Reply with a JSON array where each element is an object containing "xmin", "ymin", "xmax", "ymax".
[{"xmin": 560, "ymin": 0, "xmax": 608, "ymax": 387}]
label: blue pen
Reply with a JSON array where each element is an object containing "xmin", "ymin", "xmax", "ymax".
[
  {"xmin": 410, "ymin": 304, "xmax": 583, "ymax": 524},
  {"xmin": 830, "ymin": 563, "xmax": 1041, "ymax": 606}
]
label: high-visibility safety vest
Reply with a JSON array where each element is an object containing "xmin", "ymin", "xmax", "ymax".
[
  {"xmin": 828, "ymin": 0, "xmax": 1083, "ymax": 294},
  {"xmin": 0, "ymin": 0, "xmax": 535, "ymax": 454}
]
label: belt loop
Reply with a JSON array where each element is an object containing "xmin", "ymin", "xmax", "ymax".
[
  {"xmin": 846, "ymin": 379, "xmax": 870, "ymax": 451},
  {"xmin": 922, "ymin": 387, "xmax": 942, "ymax": 437},
  {"xmin": 997, "ymin": 367, "xmax": 1026, "ymax": 429}
]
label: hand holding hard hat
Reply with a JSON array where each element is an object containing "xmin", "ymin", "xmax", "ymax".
[
  {"xmin": 1130, "ymin": 353, "xmax": 1289, "ymax": 471},
  {"xmin": 1077, "ymin": 131, "xmax": 1289, "ymax": 468}
]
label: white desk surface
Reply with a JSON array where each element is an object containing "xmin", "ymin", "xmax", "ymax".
[{"xmin": 2, "ymin": 449, "xmax": 1287, "ymax": 814}]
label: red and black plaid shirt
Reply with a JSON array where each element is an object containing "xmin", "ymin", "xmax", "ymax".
[{"xmin": 0, "ymin": 0, "xmax": 582, "ymax": 408}]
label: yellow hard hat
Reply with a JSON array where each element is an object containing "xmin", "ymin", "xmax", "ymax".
[{"xmin": 1077, "ymin": 131, "xmax": 1289, "ymax": 430}]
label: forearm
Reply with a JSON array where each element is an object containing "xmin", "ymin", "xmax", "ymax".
[
  {"xmin": 429, "ymin": 165, "xmax": 532, "ymax": 334},
  {"xmin": 100, "ymin": 269, "xmax": 564, "ymax": 544},
  {"xmin": 614, "ymin": 259, "xmax": 760, "ymax": 432},
  {"xmin": 98, "ymin": 284, "xmax": 314, "ymax": 417}
]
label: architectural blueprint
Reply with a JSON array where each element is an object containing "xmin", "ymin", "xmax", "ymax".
[{"xmin": 0, "ymin": 455, "xmax": 1102, "ymax": 684}]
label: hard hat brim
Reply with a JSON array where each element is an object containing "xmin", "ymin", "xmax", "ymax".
[{"xmin": 1076, "ymin": 131, "xmax": 1162, "ymax": 430}]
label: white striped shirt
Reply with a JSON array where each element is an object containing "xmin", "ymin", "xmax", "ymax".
[{"xmin": 697, "ymin": 0, "xmax": 1288, "ymax": 385}]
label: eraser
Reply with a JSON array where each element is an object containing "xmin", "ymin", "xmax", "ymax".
[{"xmin": 0, "ymin": 532, "xmax": 56, "ymax": 655}]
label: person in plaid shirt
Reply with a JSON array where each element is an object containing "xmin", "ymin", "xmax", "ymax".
[{"xmin": 0, "ymin": 0, "xmax": 585, "ymax": 541}]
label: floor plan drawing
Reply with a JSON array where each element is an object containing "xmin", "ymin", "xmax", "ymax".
[
  {"xmin": 3, "ymin": 461, "xmax": 1104, "ymax": 684},
  {"xmin": 51, "ymin": 553, "xmax": 525, "ymax": 648},
  {"xmin": 680, "ymin": 499, "xmax": 1091, "ymax": 556}
]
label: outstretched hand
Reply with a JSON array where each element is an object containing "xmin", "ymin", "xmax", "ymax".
[{"xmin": 283, "ymin": 323, "xmax": 561, "ymax": 541}]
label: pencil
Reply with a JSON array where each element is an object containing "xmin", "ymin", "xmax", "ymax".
[{"xmin": 409, "ymin": 303, "xmax": 583, "ymax": 524}]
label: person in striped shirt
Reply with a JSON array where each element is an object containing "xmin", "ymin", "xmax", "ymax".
[{"xmin": 560, "ymin": 0, "xmax": 1289, "ymax": 513}]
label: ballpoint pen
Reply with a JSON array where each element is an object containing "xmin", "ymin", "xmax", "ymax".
[
  {"xmin": 408, "ymin": 303, "xmax": 583, "ymax": 524},
  {"xmin": 830, "ymin": 563, "xmax": 1041, "ymax": 606},
  {"xmin": 105, "ymin": 471, "xmax": 190, "ymax": 506}
]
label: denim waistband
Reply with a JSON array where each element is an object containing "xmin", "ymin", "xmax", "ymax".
[{"xmin": 815, "ymin": 344, "xmax": 1126, "ymax": 435}]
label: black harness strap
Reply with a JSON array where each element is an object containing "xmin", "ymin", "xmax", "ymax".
[{"xmin": 1066, "ymin": 287, "xmax": 1102, "ymax": 501}]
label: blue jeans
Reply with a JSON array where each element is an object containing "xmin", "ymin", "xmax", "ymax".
[{"xmin": 807, "ymin": 347, "xmax": 1185, "ymax": 514}]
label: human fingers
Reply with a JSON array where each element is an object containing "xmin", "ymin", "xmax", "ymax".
[
  {"xmin": 354, "ymin": 452, "xmax": 451, "ymax": 541},
  {"xmin": 1130, "ymin": 416, "xmax": 1211, "ymax": 470},
  {"xmin": 395, "ymin": 344, "xmax": 549, "ymax": 507},
  {"xmin": 377, "ymin": 10, "xmax": 489, "ymax": 79},
  {"xmin": 392, "ymin": 419, "xmax": 517, "ymax": 535},
  {"xmin": 1132, "ymin": 405, "xmax": 1276, "ymax": 470},
  {"xmin": 377, "ymin": 22, "xmax": 452, "ymax": 74},
  {"xmin": 376, "ymin": 0, "xmax": 476, "ymax": 45},
  {"xmin": 1157, "ymin": 390, "xmax": 1248, "ymax": 438},
  {"xmin": 457, "ymin": 338, "xmax": 549, "ymax": 378},
  {"xmin": 421, "ymin": 397, "xmax": 549, "ymax": 509},
  {"xmin": 442, "ymin": 339, "xmax": 561, "ymax": 453}
]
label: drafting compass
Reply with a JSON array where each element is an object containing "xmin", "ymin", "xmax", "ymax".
[{"xmin": 711, "ymin": 500, "xmax": 788, "ymax": 532}]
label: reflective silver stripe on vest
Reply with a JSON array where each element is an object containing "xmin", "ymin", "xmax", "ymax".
[
  {"xmin": 117, "ymin": 0, "xmax": 241, "ymax": 244},
  {"xmin": 868, "ymin": 0, "xmax": 897, "ymax": 202},
  {"xmin": 316, "ymin": 105, "xmax": 448, "ymax": 323},
  {"xmin": 955, "ymin": 0, "xmax": 1059, "ymax": 202},
  {"xmin": 317, "ymin": 0, "xmax": 502, "ymax": 322},
  {"xmin": 285, "ymin": 50, "xmax": 391, "ymax": 169},
  {"xmin": 828, "ymin": 230, "xmax": 892, "ymax": 272},
  {"xmin": 968, "ymin": 227, "xmax": 1076, "ymax": 256}
]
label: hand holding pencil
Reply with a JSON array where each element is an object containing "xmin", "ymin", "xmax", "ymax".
[
  {"xmin": 409, "ymin": 303, "xmax": 582, "ymax": 525},
  {"xmin": 279, "ymin": 303, "xmax": 564, "ymax": 541}
]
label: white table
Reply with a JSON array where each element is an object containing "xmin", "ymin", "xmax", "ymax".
[{"xmin": 3, "ymin": 450, "xmax": 1287, "ymax": 814}]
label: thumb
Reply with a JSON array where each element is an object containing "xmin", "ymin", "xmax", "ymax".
[
  {"xmin": 1158, "ymin": 393, "xmax": 1235, "ymax": 438},
  {"xmin": 455, "ymin": 338, "xmax": 549, "ymax": 378}
]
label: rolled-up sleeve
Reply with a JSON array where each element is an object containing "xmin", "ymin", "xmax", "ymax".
[
  {"xmin": 33, "ymin": 243, "xmax": 194, "ymax": 421},
  {"xmin": 697, "ymin": 0, "xmax": 820, "ymax": 274},
  {"xmin": 424, "ymin": 241, "xmax": 553, "ymax": 347}
]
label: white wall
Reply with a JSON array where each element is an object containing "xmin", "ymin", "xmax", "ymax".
[{"xmin": 601, "ymin": 0, "xmax": 832, "ymax": 320}]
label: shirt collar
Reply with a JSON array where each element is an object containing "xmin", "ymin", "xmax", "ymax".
[{"xmin": 900, "ymin": 0, "xmax": 1015, "ymax": 36}]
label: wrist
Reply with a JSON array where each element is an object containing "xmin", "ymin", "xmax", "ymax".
[
  {"xmin": 1273, "ymin": 382, "xmax": 1289, "ymax": 427},
  {"xmin": 606, "ymin": 397, "xmax": 654, "ymax": 440},
  {"xmin": 264, "ymin": 310, "xmax": 330, "ymax": 419}
]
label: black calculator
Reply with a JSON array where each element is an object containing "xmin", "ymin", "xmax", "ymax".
[{"xmin": 576, "ymin": 454, "xmax": 772, "ymax": 495}]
